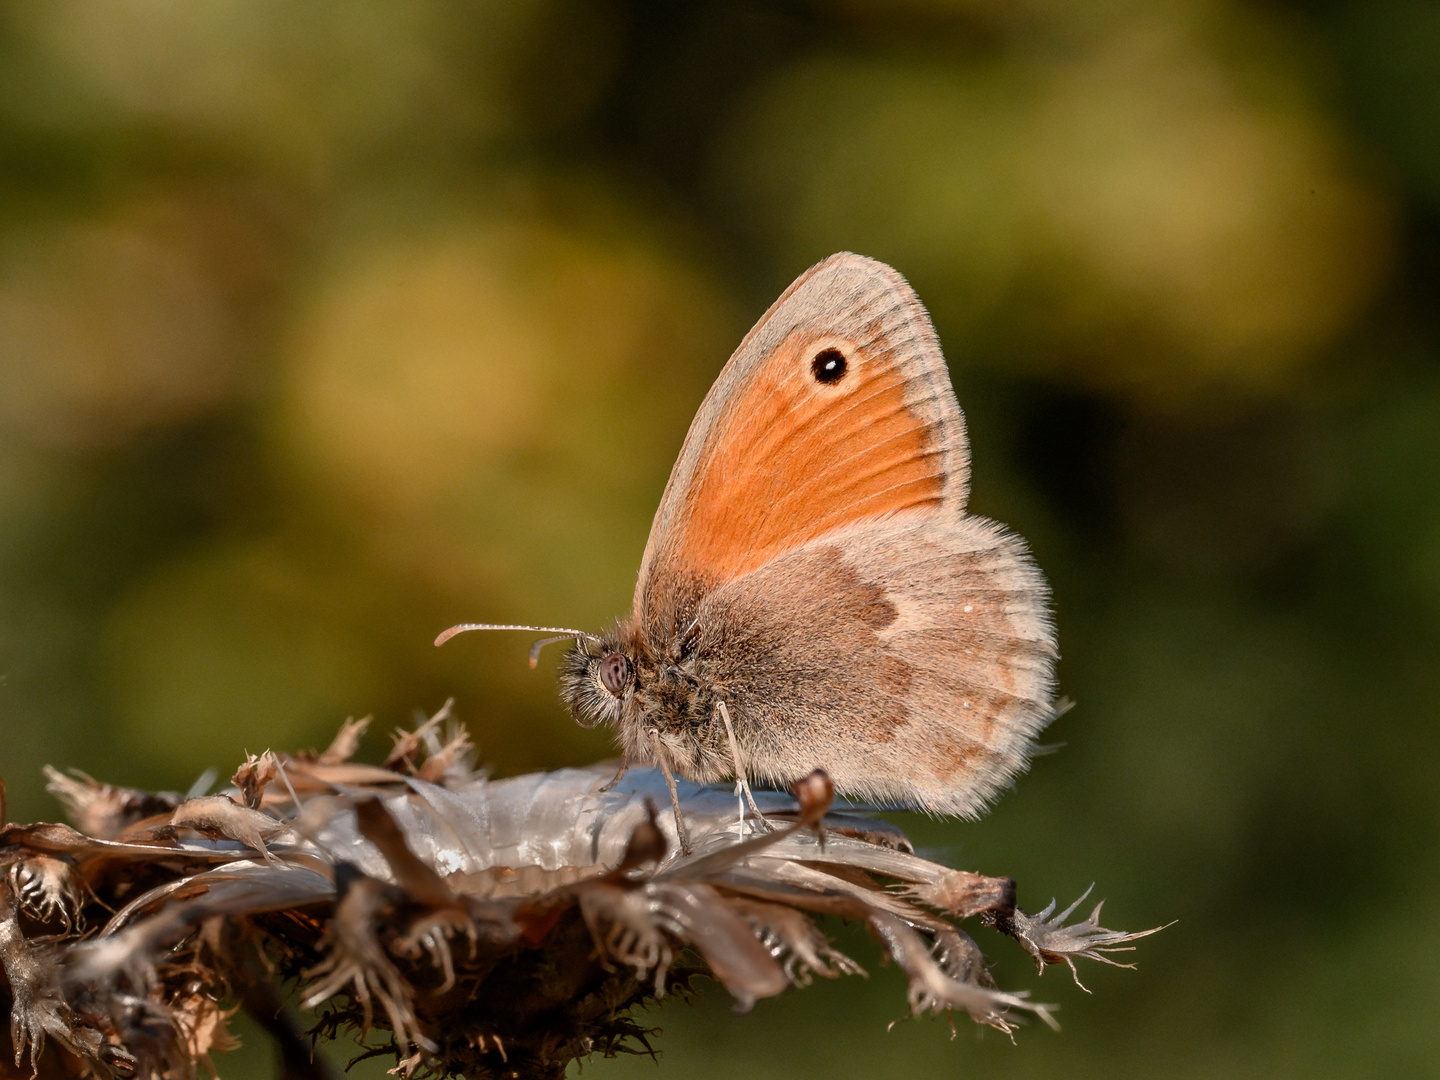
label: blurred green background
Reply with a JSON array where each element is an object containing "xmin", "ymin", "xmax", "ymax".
[{"xmin": 1, "ymin": 1, "xmax": 1436, "ymax": 1077}]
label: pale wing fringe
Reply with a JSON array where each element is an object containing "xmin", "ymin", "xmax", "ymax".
[{"xmin": 1, "ymin": 711, "xmax": 1160, "ymax": 1079}]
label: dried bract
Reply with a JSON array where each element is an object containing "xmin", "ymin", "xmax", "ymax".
[{"xmin": 0, "ymin": 713, "xmax": 1162, "ymax": 1079}]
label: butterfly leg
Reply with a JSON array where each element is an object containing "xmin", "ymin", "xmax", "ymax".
[
  {"xmin": 596, "ymin": 757, "xmax": 630, "ymax": 793},
  {"xmin": 647, "ymin": 728, "xmax": 692, "ymax": 856},
  {"xmin": 717, "ymin": 701, "xmax": 771, "ymax": 834}
]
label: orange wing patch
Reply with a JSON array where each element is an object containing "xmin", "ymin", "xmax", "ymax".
[{"xmin": 672, "ymin": 328, "xmax": 944, "ymax": 585}]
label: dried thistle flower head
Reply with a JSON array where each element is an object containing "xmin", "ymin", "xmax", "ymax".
[{"xmin": 0, "ymin": 710, "xmax": 1163, "ymax": 1079}]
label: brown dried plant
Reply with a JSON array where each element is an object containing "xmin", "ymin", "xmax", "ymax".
[{"xmin": 0, "ymin": 705, "xmax": 1162, "ymax": 1079}]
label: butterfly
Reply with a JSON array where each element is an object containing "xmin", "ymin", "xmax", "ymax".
[{"xmin": 439, "ymin": 253, "xmax": 1057, "ymax": 839}]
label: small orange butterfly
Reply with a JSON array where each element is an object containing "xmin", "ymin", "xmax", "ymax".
[{"xmin": 440, "ymin": 253, "xmax": 1057, "ymax": 833}]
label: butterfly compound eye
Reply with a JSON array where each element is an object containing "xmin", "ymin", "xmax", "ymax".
[
  {"xmin": 598, "ymin": 653, "xmax": 631, "ymax": 696},
  {"xmin": 810, "ymin": 347, "xmax": 848, "ymax": 385}
]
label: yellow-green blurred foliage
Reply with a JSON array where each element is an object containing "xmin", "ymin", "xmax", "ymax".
[{"xmin": 1, "ymin": 1, "xmax": 1436, "ymax": 1077}]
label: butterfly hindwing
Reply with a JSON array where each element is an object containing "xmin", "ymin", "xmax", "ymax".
[{"xmin": 683, "ymin": 514, "xmax": 1056, "ymax": 816}]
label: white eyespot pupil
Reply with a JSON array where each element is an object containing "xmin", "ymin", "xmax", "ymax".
[{"xmin": 964, "ymin": 604, "xmax": 974, "ymax": 613}]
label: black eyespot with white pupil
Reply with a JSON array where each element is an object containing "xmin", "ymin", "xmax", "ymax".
[
  {"xmin": 598, "ymin": 653, "xmax": 631, "ymax": 696},
  {"xmin": 810, "ymin": 348, "xmax": 847, "ymax": 384}
]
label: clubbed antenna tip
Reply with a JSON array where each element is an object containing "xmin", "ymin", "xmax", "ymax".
[{"xmin": 433, "ymin": 622, "xmax": 598, "ymax": 665}]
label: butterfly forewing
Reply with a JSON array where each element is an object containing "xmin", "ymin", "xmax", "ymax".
[{"xmin": 634, "ymin": 254, "xmax": 971, "ymax": 639}]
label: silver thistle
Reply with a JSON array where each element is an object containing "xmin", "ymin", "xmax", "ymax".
[{"xmin": 0, "ymin": 707, "xmax": 1162, "ymax": 1079}]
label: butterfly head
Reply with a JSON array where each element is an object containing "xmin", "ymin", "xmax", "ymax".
[
  {"xmin": 560, "ymin": 626, "xmax": 646, "ymax": 730},
  {"xmin": 559, "ymin": 618, "xmax": 729, "ymax": 776}
]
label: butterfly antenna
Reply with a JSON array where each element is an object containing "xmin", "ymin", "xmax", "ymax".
[
  {"xmin": 433, "ymin": 623, "xmax": 599, "ymax": 668},
  {"xmin": 528, "ymin": 634, "xmax": 582, "ymax": 668}
]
